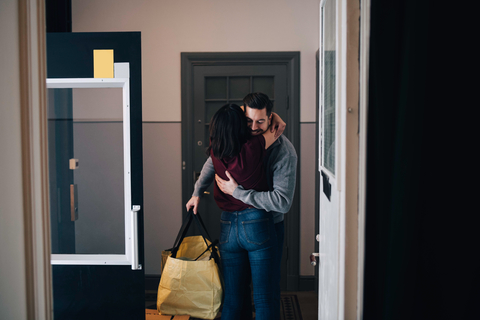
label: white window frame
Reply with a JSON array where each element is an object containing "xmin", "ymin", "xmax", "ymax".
[
  {"xmin": 47, "ymin": 77, "xmax": 141, "ymax": 270},
  {"xmin": 319, "ymin": 0, "xmax": 341, "ymax": 188}
]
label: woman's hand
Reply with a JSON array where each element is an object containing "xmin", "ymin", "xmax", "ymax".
[
  {"xmin": 186, "ymin": 196, "xmax": 200, "ymax": 214},
  {"xmin": 270, "ymin": 112, "xmax": 286, "ymax": 138}
]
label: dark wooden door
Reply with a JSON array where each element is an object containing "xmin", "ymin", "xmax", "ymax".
[
  {"xmin": 47, "ymin": 32, "xmax": 144, "ymax": 320},
  {"xmin": 182, "ymin": 52, "xmax": 301, "ymax": 290}
]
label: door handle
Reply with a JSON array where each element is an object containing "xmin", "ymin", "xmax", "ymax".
[
  {"xmin": 193, "ymin": 171, "xmax": 201, "ymax": 184},
  {"xmin": 70, "ymin": 184, "xmax": 78, "ymax": 221},
  {"xmin": 311, "ymin": 234, "xmax": 321, "ymax": 266}
]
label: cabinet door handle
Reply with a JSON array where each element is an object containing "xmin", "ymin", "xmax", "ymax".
[
  {"xmin": 70, "ymin": 184, "xmax": 78, "ymax": 221},
  {"xmin": 131, "ymin": 205, "xmax": 142, "ymax": 270}
]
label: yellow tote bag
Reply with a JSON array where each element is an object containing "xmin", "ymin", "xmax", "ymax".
[
  {"xmin": 161, "ymin": 235, "xmax": 214, "ymax": 273},
  {"xmin": 157, "ymin": 211, "xmax": 223, "ymax": 319}
]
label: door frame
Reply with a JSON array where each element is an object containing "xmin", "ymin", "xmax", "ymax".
[
  {"xmin": 16, "ymin": 0, "xmax": 53, "ymax": 319},
  {"xmin": 181, "ymin": 51, "xmax": 302, "ymax": 290},
  {"xmin": 358, "ymin": 0, "xmax": 372, "ymax": 318}
]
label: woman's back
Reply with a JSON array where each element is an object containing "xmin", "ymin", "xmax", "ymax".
[{"xmin": 211, "ymin": 134, "xmax": 269, "ymax": 212}]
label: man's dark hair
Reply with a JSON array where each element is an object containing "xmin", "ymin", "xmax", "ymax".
[
  {"xmin": 243, "ymin": 92, "xmax": 273, "ymax": 116},
  {"xmin": 207, "ymin": 103, "xmax": 251, "ymax": 159}
]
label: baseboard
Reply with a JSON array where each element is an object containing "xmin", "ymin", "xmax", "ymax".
[
  {"xmin": 298, "ymin": 275, "xmax": 316, "ymax": 291},
  {"xmin": 145, "ymin": 274, "xmax": 161, "ymax": 291}
]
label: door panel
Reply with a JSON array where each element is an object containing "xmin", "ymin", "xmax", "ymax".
[
  {"xmin": 47, "ymin": 32, "xmax": 144, "ymax": 319},
  {"xmin": 72, "ymin": 118, "xmax": 125, "ymax": 254},
  {"xmin": 48, "ymin": 87, "xmax": 126, "ymax": 255},
  {"xmin": 318, "ymin": 0, "xmax": 341, "ymax": 318}
]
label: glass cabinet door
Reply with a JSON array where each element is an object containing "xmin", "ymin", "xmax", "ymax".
[{"xmin": 47, "ymin": 78, "xmax": 140, "ymax": 269}]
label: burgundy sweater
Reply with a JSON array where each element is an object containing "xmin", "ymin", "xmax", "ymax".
[{"xmin": 211, "ymin": 135, "xmax": 269, "ymax": 212}]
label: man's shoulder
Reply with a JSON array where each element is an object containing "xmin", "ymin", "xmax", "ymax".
[
  {"xmin": 277, "ymin": 135, "xmax": 297, "ymax": 157},
  {"xmin": 269, "ymin": 135, "xmax": 297, "ymax": 159}
]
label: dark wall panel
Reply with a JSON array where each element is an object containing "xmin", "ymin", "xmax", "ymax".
[{"xmin": 364, "ymin": 1, "xmax": 478, "ymax": 320}]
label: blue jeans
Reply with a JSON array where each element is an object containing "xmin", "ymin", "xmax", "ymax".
[
  {"xmin": 219, "ymin": 208, "xmax": 277, "ymax": 320},
  {"xmin": 238, "ymin": 221, "xmax": 284, "ymax": 320}
]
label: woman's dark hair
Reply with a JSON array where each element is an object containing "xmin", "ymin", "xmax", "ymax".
[
  {"xmin": 207, "ymin": 104, "xmax": 251, "ymax": 159},
  {"xmin": 242, "ymin": 92, "xmax": 273, "ymax": 116}
]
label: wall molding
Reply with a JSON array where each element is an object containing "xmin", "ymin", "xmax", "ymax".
[
  {"xmin": 18, "ymin": 0, "xmax": 52, "ymax": 319},
  {"xmin": 145, "ymin": 274, "xmax": 161, "ymax": 291},
  {"xmin": 143, "ymin": 121, "xmax": 182, "ymax": 124}
]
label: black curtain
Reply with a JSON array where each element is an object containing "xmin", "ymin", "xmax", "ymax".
[
  {"xmin": 364, "ymin": 1, "xmax": 477, "ymax": 319},
  {"xmin": 46, "ymin": 0, "xmax": 71, "ymax": 33}
]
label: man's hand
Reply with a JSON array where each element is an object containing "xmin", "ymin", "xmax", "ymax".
[
  {"xmin": 186, "ymin": 196, "xmax": 200, "ymax": 214},
  {"xmin": 270, "ymin": 112, "xmax": 286, "ymax": 138},
  {"xmin": 215, "ymin": 171, "xmax": 238, "ymax": 196}
]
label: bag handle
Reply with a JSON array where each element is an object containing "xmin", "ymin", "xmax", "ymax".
[
  {"xmin": 172, "ymin": 210, "xmax": 194, "ymax": 248},
  {"xmin": 194, "ymin": 239, "xmax": 219, "ymax": 261},
  {"xmin": 192, "ymin": 210, "xmax": 213, "ymax": 242},
  {"xmin": 171, "ymin": 210, "xmax": 217, "ymax": 258},
  {"xmin": 191, "ymin": 211, "xmax": 221, "ymax": 264}
]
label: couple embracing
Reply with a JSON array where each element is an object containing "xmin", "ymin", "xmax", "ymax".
[{"xmin": 186, "ymin": 93, "xmax": 297, "ymax": 320}]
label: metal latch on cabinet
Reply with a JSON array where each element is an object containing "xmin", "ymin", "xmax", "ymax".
[{"xmin": 131, "ymin": 205, "xmax": 142, "ymax": 270}]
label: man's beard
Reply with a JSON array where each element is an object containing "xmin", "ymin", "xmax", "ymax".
[{"xmin": 251, "ymin": 129, "xmax": 265, "ymax": 136}]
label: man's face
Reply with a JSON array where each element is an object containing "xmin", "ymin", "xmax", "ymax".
[{"xmin": 245, "ymin": 106, "xmax": 272, "ymax": 136}]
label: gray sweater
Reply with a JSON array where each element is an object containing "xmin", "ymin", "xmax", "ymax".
[{"xmin": 193, "ymin": 135, "xmax": 297, "ymax": 223}]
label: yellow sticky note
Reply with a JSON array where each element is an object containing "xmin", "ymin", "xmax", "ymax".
[{"xmin": 93, "ymin": 49, "xmax": 114, "ymax": 78}]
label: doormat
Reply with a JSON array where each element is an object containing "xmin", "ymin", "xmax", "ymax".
[
  {"xmin": 146, "ymin": 293, "xmax": 302, "ymax": 320},
  {"xmin": 280, "ymin": 293, "xmax": 303, "ymax": 320}
]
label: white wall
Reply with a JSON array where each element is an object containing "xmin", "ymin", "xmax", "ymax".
[
  {"xmin": 72, "ymin": 0, "xmax": 319, "ymax": 122},
  {"xmin": 0, "ymin": 1, "xmax": 28, "ymax": 318}
]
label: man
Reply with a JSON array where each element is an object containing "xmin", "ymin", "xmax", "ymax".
[{"xmin": 186, "ymin": 92, "xmax": 297, "ymax": 319}]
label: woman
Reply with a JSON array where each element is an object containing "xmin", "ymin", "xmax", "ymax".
[{"xmin": 207, "ymin": 104, "xmax": 279, "ymax": 320}]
